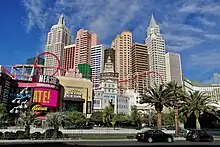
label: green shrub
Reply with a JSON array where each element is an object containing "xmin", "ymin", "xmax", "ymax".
[
  {"xmin": 4, "ymin": 132, "xmax": 17, "ymax": 140},
  {"xmin": 15, "ymin": 131, "xmax": 25, "ymax": 136},
  {"xmin": 43, "ymin": 129, "xmax": 63, "ymax": 139},
  {"xmin": 30, "ymin": 132, "xmax": 42, "ymax": 140},
  {"xmin": 0, "ymin": 132, "xmax": 3, "ymax": 139},
  {"xmin": 43, "ymin": 129, "xmax": 53, "ymax": 139}
]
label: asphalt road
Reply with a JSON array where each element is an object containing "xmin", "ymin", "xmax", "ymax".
[{"xmin": 0, "ymin": 140, "xmax": 220, "ymax": 146}]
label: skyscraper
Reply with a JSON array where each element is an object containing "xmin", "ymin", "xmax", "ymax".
[
  {"xmin": 44, "ymin": 14, "xmax": 71, "ymax": 75},
  {"xmin": 131, "ymin": 43, "xmax": 149, "ymax": 94},
  {"xmin": 62, "ymin": 44, "xmax": 75, "ymax": 75},
  {"xmin": 165, "ymin": 52, "xmax": 183, "ymax": 85},
  {"xmin": 91, "ymin": 44, "xmax": 104, "ymax": 88},
  {"xmin": 145, "ymin": 15, "xmax": 167, "ymax": 86},
  {"xmin": 74, "ymin": 29, "xmax": 98, "ymax": 71},
  {"xmin": 104, "ymin": 48, "xmax": 115, "ymax": 72},
  {"xmin": 111, "ymin": 31, "xmax": 132, "ymax": 92},
  {"xmin": 91, "ymin": 33, "xmax": 98, "ymax": 46}
]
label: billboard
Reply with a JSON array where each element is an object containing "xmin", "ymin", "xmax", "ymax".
[
  {"xmin": 32, "ymin": 88, "xmax": 58, "ymax": 107},
  {"xmin": 65, "ymin": 86, "xmax": 88, "ymax": 100}
]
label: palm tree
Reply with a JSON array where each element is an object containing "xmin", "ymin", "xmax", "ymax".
[
  {"xmin": 102, "ymin": 105, "xmax": 114, "ymax": 127},
  {"xmin": 0, "ymin": 104, "xmax": 8, "ymax": 126},
  {"xmin": 45, "ymin": 112, "xmax": 67, "ymax": 138},
  {"xmin": 179, "ymin": 91, "xmax": 218, "ymax": 130},
  {"xmin": 140, "ymin": 84, "xmax": 172, "ymax": 130},
  {"xmin": 166, "ymin": 81, "xmax": 184, "ymax": 136},
  {"xmin": 19, "ymin": 111, "xmax": 37, "ymax": 136},
  {"xmin": 130, "ymin": 105, "xmax": 142, "ymax": 128}
]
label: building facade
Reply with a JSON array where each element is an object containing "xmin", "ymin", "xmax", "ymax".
[
  {"xmin": 183, "ymin": 77, "xmax": 220, "ymax": 104},
  {"xmin": 57, "ymin": 69, "xmax": 93, "ymax": 117},
  {"xmin": 44, "ymin": 14, "xmax": 71, "ymax": 75},
  {"xmin": 111, "ymin": 31, "xmax": 132, "ymax": 92},
  {"xmin": 117, "ymin": 95, "xmax": 130, "ymax": 114},
  {"xmin": 62, "ymin": 44, "xmax": 75, "ymax": 75},
  {"xmin": 74, "ymin": 29, "xmax": 98, "ymax": 71},
  {"xmin": 104, "ymin": 48, "xmax": 115, "ymax": 72},
  {"xmin": 165, "ymin": 52, "xmax": 183, "ymax": 85},
  {"xmin": 93, "ymin": 56, "xmax": 119, "ymax": 113},
  {"xmin": 93, "ymin": 89, "xmax": 103, "ymax": 110},
  {"xmin": 145, "ymin": 15, "xmax": 166, "ymax": 86},
  {"xmin": 91, "ymin": 45, "xmax": 104, "ymax": 88},
  {"xmin": 131, "ymin": 43, "xmax": 149, "ymax": 94}
]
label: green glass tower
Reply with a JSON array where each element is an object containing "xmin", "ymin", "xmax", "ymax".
[{"xmin": 78, "ymin": 64, "xmax": 91, "ymax": 80}]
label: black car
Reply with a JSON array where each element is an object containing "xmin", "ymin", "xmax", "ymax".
[
  {"xmin": 136, "ymin": 129, "xmax": 174, "ymax": 143},
  {"xmin": 186, "ymin": 130, "xmax": 214, "ymax": 142}
]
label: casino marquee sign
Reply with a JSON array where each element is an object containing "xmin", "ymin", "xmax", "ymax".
[{"xmin": 32, "ymin": 75, "xmax": 59, "ymax": 85}]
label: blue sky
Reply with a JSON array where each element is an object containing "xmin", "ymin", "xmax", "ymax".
[{"xmin": 1, "ymin": 0, "xmax": 220, "ymax": 83}]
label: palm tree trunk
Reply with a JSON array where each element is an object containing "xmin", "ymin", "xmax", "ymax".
[
  {"xmin": 174, "ymin": 107, "xmax": 180, "ymax": 136},
  {"xmin": 194, "ymin": 111, "xmax": 201, "ymax": 130},
  {"xmin": 24, "ymin": 125, "xmax": 30, "ymax": 136},
  {"xmin": 53, "ymin": 126, "xmax": 59, "ymax": 139},
  {"xmin": 157, "ymin": 110, "xmax": 162, "ymax": 130},
  {"xmin": 195, "ymin": 118, "xmax": 201, "ymax": 130}
]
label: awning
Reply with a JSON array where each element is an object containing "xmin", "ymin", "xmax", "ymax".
[{"xmin": 63, "ymin": 97, "xmax": 85, "ymax": 102}]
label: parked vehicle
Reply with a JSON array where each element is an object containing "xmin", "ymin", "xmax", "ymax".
[
  {"xmin": 136, "ymin": 129, "xmax": 174, "ymax": 143},
  {"xmin": 186, "ymin": 129, "xmax": 214, "ymax": 142}
]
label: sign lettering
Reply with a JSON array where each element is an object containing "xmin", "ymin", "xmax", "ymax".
[
  {"xmin": 32, "ymin": 88, "xmax": 58, "ymax": 107},
  {"xmin": 33, "ymin": 90, "xmax": 50, "ymax": 104},
  {"xmin": 32, "ymin": 104, "xmax": 48, "ymax": 111},
  {"xmin": 37, "ymin": 75, "xmax": 59, "ymax": 85},
  {"xmin": 1, "ymin": 80, "xmax": 10, "ymax": 104}
]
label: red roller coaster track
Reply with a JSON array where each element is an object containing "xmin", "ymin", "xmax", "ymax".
[{"xmin": 1, "ymin": 51, "xmax": 164, "ymax": 90}]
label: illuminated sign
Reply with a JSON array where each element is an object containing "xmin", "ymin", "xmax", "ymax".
[
  {"xmin": 65, "ymin": 87, "xmax": 88, "ymax": 100},
  {"xmin": 17, "ymin": 82, "xmax": 56, "ymax": 88},
  {"xmin": 31, "ymin": 104, "xmax": 48, "ymax": 111},
  {"xmin": 33, "ymin": 75, "xmax": 59, "ymax": 85},
  {"xmin": 32, "ymin": 88, "xmax": 58, "ymax": 107}
]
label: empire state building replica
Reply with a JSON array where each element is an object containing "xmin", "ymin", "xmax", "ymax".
[{"xmin": 100, "ymin": 56, "xmax": 119, "ymax": 113}]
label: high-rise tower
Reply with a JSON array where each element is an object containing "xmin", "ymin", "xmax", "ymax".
[
  {"xmin": 131, "ymin": 43, "xmax": 149, "ymax": 94},
  {"xmin": 111, "ymin": 31, "xmax": 132, "ymax": 93},
  {"xmin": 91, "ymin": 44, "xmax": 104, "ymax": 88},
  {"xmin": 44, "ymin": 14, "xmax": 71, "ymax": 75},
  {"xmin": 74, "ymin": 29, "xmax": 98, "ymax": 71},
  {"xmin": 145, "ymin": 15, "xmax": 167, "ymax": 86},
  {"xmin": 165, "ymin": 52, "xmax": 183, "ymax": 85}
]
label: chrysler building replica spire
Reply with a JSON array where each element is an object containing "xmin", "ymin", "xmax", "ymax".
[{"xmin": 145, "ymin": 14, "xmax": 167, "ymax": 86}]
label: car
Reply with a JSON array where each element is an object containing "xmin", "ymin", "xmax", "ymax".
[
  {"xmin": 136, "ymin": 129, "xmax": 174, "ymax": 143},
  {"xmin": 186, "ymin": 129, "xmax": 214, "ymax": 142}
]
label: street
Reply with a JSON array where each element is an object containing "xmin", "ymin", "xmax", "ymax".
[{"xmin": 0, "ymin": 140, "xmax": 219, "ymax": 146}]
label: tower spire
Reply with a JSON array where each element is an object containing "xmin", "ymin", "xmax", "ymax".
[
  {"xmin": 104, "ymin": 56, "xmax": 114, "ymax": 73},
  {"xmin": 58, "ymin": 14, "xmax": 65, "ymax": 25},
  {"xmin": 149, "ymin": 14, "xmax": 157, "ymax": 27}
]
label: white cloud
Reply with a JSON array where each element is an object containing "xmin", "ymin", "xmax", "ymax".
[
  {"xmin": 22, "ymin": 0, "xmax": 48, "ymax": 32},
  {"xmin": 163, "ymin": 33, "xmax": 203, "ymax": 51},
  {"xmin": 21, "ymin": 0, "xmax": 220, "ymax": 53},
  {"xmin": 179, "ymin": 1, "xmax": 220, "ymax": 15},
  {"xmin": 204, "ymin": 34, "xmax": 220, "ymax": 40},
  {"xmin": 189, "ymin": 50, "xmax": 220, "ymax": 68},
  {"xmin": 197, "ymin": 17, "xmax": 216, "ymax": 27}
]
